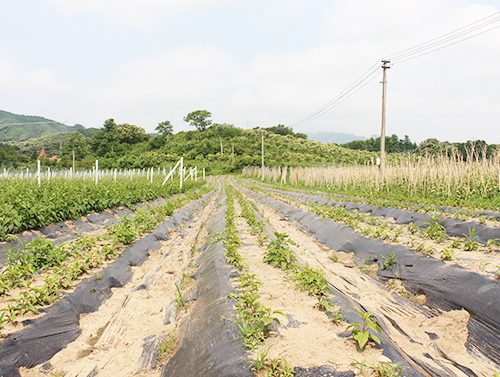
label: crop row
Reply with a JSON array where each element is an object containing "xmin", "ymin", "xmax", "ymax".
[
  {"xmin": 0, "ymin": 176, "xmax": 205, "ymax": 241},
  {"xmin": 242, "ymin": 179, "xmax": 500, "ymax": 277},
  {"xmin": 0, "ymin": 183, "xmax": 213, "ymax": 335}
]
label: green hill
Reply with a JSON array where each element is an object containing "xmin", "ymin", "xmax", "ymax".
[{"xmin": 0, "ymin": 109, "xmax": 83, "ymax": 142}]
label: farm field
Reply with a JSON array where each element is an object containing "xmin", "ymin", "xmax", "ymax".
[{"xmin": 1, "ymin": 175, "xmax": 500, "ymax": 377}]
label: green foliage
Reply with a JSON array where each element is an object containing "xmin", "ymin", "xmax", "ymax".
[
  {"xmin": 345, "ymin": 308, "xmax": 382, "ymax": 349},
  {"xmin": 0, "ymin": 176, "xmax": 202, "ymax": 241},
  {"xmin": 158, "ymin": 333, "xmax": 178, "ymax": 364},
  {"xmin": 463, "ymin": 227, "xmax": 481, "ymax": 251},
  {"xmin": 183, "ymin": 110, "xmax": 212, "ymax": 132},
  {"xmin": 174, "ymin": 284, "xmax": 187, "ymax": 310},
  {"xmin": 421, "ymin": 217, "xmax": 447, "ymax": 243},
  {"xmin": 381, "ymin": 253, "xmax": 398, "ymax": 270},
  {"xmin": 263, "ymin": 232, "xmax": 297, "ymax": 271},
  {"xmin": 248, "ymin": 344, "xmax": 271, "ymax": 372},
  {"xmin": 292, "ymin": 264, "xmax": 330, "ymax": 299},
  {"xmin": 439, "ymin": 248, "xmax": 455, "ymax": 261},
  {"xmin": 107, "ymin": 217, "xmax": 137, "ymax": 245}
]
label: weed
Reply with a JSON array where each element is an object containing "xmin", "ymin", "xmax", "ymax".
[
  {"xmin": 451, "ymin": 239, "xmax": 462, "ymax": 249},
  {"xmin": 158, "ymin": 333, "xmax": 178, "ymax": 364},
  {"xmin": 174, "ymin": 284, "xmax": 187, "ymax": 311},
  {"xmin": 95, "ymin": 273, "xmax": 103, "ymax": 281},
  {"xmin": 374, "ymin": 361, "xmax": 403, "ymax": 376},
  {"xmin": 329, "ymin": 310, "xmax": 345, "ymax": 325},
  {"xmin": 381, "ymin": 253, "xmax": 398, "ymax": 270},
  {"xmin": 485, "ymin": 238, "xmax": 500, "ymax": 252},
  {"xmin": 345, "ymin": 308, "xmax": 382, "ymax": 349},
  {"xmin": 265, "ymin": 357, "xmax": 294, "ymax": 377},
  {"xmin": 407, "ymin": 223, "xmax": 419, "ymax": 235},
  {"xmin": 330, "ymin": 252, "xmax": 339, "ymax": 262},
  {"xmin": 351, "ymin": 357, "xmax": 369, "ymax": 374},
  {"xmin": 248, "ymin": 344, "xmax": 271, "ymax": 372}
]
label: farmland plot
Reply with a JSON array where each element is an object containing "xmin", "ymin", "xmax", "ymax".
[{"xmin": 1, "ymin": 177, "xmax": 499, "ymax": 376}]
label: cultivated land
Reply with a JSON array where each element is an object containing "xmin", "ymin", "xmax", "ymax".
[{"xmin": 1, "ymin": 175, "xmax": 500, "ymax": 377}]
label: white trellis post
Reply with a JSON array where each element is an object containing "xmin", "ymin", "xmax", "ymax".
[
  {"xmin": 37, "ymin": 160, "xmax": 41, "ymax": 186},
  {"xmin": 95, "ymin": 160, "xmax": 99, "ymax": 185},
  {"xmin": 203, "ymin": 168, "xmax": 205, "ymax": 180}
]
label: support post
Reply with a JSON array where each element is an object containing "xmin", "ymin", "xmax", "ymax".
[
  {"xmin": 261, "ymin": 130, "xmax": 265, "ymax": 180},
  {"xmin": 379, "ymin": 60, "xmax": 390, "ymax": 188}
]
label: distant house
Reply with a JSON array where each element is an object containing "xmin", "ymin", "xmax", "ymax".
[{"xmin": 38, "ymin": 148, "xmax": 61, "ymax": 162}]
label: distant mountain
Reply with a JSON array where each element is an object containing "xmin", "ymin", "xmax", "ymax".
[
  {"xmin": 0, "ymin": 109, "xmax": 86, "ymax": 142},
  {"xmin": 306, "ymin": 131, "xmax": 367, "ymax": 144}
]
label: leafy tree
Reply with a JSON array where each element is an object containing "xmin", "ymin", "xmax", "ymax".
[
  {"xmin": 184, "ymin": 110, "xmax": 212, "ymax": 131},
  {"xmin": 156, "ymin": 120, "xmax": 174, "ymax": 140},
  {"xmin": 63, "ymin": 132, "xmax": 89, "ymax": 160}
]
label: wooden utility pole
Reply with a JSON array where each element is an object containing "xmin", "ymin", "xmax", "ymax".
[
  {"xmin": 379, "ymin": 60, "xmax": 390, "ymax": 187},
  {"xmin": 261, "ymin": 130, "xmax": 265, "ymax": 180}
]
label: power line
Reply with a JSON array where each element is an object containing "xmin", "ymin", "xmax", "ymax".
[
  {"xmin": 290, "ymin": 61, "xmax": 381, "ymax": 129},
  {"xmin": 289, "ymin": 10, "xmax": 500, "ymax": 129},
  {"xmin": 387, "ymin": 11, "xmax": 500, "ymax": 62},
  {"xmin": 0, "ymin": 92, "xmax": 73, "ymax": 122}
]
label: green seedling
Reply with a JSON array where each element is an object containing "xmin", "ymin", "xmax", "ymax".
[
  {"xmin": 439, "ymin": 248, "xmax": 455, "ymax": 261},
  {"xmin": 174, "ymin": 284, "xmax": 187, "ymax": 310},
  {"xmin": 248, "ymin": 344, "xmax": 271, "ymax": 372},
  {"xmin": 381, "ymin": 253, "xmax": 398, "ymax": 270},
  {"xmin": 375, "ymin": 361, "xmax": 403, "ymax": 376},
  {"xmin": 345, "ymin": 308, "xmax": 382, "ymax": 349},
  {"xmin": 351, "ymin": 357, "xmax": 369, "ymax": 374},
  {"xmin": 463, "ymin": 227, "xmax": 481, "ymax": 251},
  {"xmin": 158, "ymin": 333, "xmax": 178, "ymax": 364}
]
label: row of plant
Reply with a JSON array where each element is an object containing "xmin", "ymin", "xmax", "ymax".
[
  {"xmin": 242, "ymin": 181, "xmax": 500, "ymax": 276},
  {"xmin": 0, "ymin": 176, "xmax": 205, "ymax": 241},
  {"xmin": 235, "ymin": 185, "xmax": 410, "ymax": 376},
  {"xmin": 217, "ymin": 184, "xmax": 294, "ymax": 376},
  {"xmin": 249, "ymin": 177, "xmax": 500, "ymax": 228},
  {"xmin": 0, "ymin": 183, "xmax": 214, "ymax": 335}
]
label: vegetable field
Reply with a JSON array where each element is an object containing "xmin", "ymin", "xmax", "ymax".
[{"xmin": 1, "ymin": 173, "xmax": 500, "ymax": 377}]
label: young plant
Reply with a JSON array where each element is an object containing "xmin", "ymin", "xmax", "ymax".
[
  {"xmin": 345, "ymin": 308, "xmax": 382, "ymax": 349},
  {"xmin": 439, "ymin": 248, "xmax": 455, "ymax": 261},
  {"xmin": 158, "ymin": 333, "xmax": 178, "ymax": 364},
  {"xmin": 381, "ymin": 253, "xmax": 398, "ymax": 270},
  {"xmin": 263, "ymin": 232, "xmax": 297, "ymax": 271},
  {"xmin": 248, "ymin": 344, "xmax": 271, "ymax": 372},
  {"xmin": 173, "ymin": 284, "xmax": 187, "ymax": 311},
  {"xmin": 374, "ymin": 361, "xmax": 403, "ymax": 377},
  {"xmin": 463, "ymin": 227, "xmax": 481, "ymax": 251}
]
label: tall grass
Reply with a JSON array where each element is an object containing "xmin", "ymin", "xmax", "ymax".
[{"xmin": 242, "ymin": 151, "xmax": 500, "ymax": 210}]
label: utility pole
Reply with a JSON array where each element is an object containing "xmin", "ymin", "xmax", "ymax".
[
  {"xmin": 261, "ymin": 130, "xmax": 265, "ymax": 180},
  {"xmin": 379, "ymin": 60, "xmax": 390, "ymax": 187},
  {"xmin": 220, "ymin": 138, "xmax": 223, "ymax": 155}
]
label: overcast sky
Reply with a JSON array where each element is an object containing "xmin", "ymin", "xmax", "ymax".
[{"xmin": 0, "ymin": 0, "xmax": 499, "ymax": 144}]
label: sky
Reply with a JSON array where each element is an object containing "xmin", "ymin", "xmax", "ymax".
[{"xmin": 0, "ymin": 0, "xmax": 499, "ymax": 144}]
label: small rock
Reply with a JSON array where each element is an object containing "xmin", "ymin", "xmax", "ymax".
[{"xmin": 378, "ymin": 355, "xmax": 392, "ymax": 363}]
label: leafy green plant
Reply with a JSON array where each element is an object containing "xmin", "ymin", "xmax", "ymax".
[
  {"xmin": 381, "ymin": 253, "xmax": 398, "ymax": 270},
  {"xmin": 463, "ymin": 227, "xmax": 481, "ymax": 251},
  {"xmin": 107, "ymin": 217, "xmax": 137, "ymax": 245},
  {"xmin": 451, "ymin": 239, "xmax": 463, "ymax": 249},
  {"xmin": 330, "ymin": 252, "xmax": 339, "ymax": 262},
  {"xmin": 439, "ymin": 248, "xmax": 455, "ymax": 261},
  {"xmin": 421, "ymin": 218, "xmax": 446, "ymax": 243},
  {"xmin": 292, "ymin": 264, "xmax": 330, "ymax": 299},
  {"xmin": 265, "ymin": 357, "xmax": 294, "ymax": 377},
  {"xmin": 345, "ymin": 308, "xmax": 382, "ymax": 349},
  {"xmin": 263, "ymin": 232, "xmax": 297, "ymax": 271}
]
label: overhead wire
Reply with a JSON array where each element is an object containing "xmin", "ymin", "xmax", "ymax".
[
  {"xmin": 290, "ymin": 60, "xmax": 381, "ymax": 129},
  {"xmin": 289, "ymin": 10, "xmax": 500, "ymax": 129}
]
